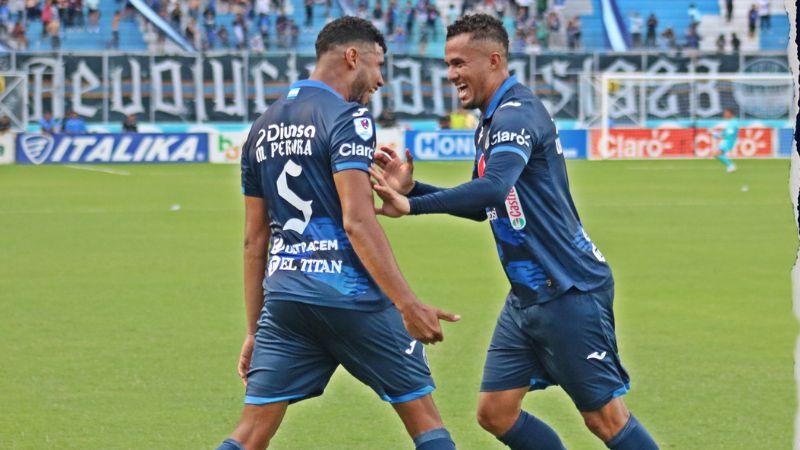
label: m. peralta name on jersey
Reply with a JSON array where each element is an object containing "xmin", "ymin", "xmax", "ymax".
[{"xmin": 268, "ymin": 256, "xmax": 343, "ymax": 275}]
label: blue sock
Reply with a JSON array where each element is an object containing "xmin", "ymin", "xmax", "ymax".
[
  {"xmin": 605, "ymin": 414, "xmax": 658, "ymax": 450},
  {"xmin": 216, "ymin": 438, "xmax": 245, "ymax": 450},
  {"xmin": 497, "ymin": 411, "xmax": 566, "ymax": 450},
  {"xmin": 413, "ymin": 427, "xmax": 456, "ymax": 450},
  {"xmin": 717, "ymin": 154, "xmax": 734, "ymax": 169}
]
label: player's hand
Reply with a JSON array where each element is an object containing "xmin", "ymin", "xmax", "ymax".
[
  {"xmin": 400, "ymin": 301, "xmax": 460, "ymax": 344},
  {"xmin": 237, "ymin": 333, "xmax": 255, "ymax": 386},
  {"xmin": 373, "ymin": 146, "xmax": 415, "ymax": 195},
  {"xmin": 369, "ymin": 167, "xmax": 411, "ymax": 217}
]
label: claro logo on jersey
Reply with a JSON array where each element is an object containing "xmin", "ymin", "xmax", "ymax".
[
  {"xmin": 16, "ymin": 133, "xmax": 208, "ymax": 164},
  {"xmin": 339, "ymin": 142, "xmax": 375, "ymax": 158},
  {"xmin": 490, "ymin": 128, "xmax": 531, "ymax": 147},
  {"xmin": 505, "ymin": 187, "xmax": 526, "ymax": 230}
]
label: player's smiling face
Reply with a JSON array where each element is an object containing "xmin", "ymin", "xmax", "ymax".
[
  {"xmin": 351, "ymin": 43, "xmax": 385, "ymax": 105},
  {"xmin": 445, "ymin": 33, "xmax": 494, "ymax": 111}
]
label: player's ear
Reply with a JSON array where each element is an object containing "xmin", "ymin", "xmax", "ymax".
[
  {"xmin": 489, "ymin": 52, "xmax": 503, "ymax": 70},
  {"xmin": 345, "ymin": 47, "xmax": 359, "ymax": 69}
]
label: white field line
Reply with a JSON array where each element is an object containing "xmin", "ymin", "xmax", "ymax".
[{"xmin": 63, "ymin": 165, "xmax": 130, "ymax": 176}]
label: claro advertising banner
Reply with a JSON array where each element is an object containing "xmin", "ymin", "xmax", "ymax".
[
  {"xmin": 15, "ymin": 133, "xmax": 209, "ymax": 164},
  {"xmin": 588, "ymin": 128, "xmax": 775, "ymax": 160},
  {"xmin": 406, "ymin": 129, "xmax": 588, "ymax": 161}
]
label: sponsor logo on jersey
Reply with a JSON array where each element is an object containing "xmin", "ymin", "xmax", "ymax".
[
  {"xmin": 477, "ymin": 153, "xmax": 486, "ymax": 177},
  {"xmin": 287, "ymin": 88, "xmax": 300, "ymax": 99},
  {"xmin": 352, "ymin": 107, "xmax": 370, "ymax": 117},
  {"xmin": 266, "ymin": 123, "xmax": 317, "ymax": 141},
  {"xmin": 490, "ymin": 128, "xmax": 531, "ymax": 147},
  {"xmin": 354, "ymin": 118, "xmax": 373, "ymax": 141},
  {"xmin": 339, "ymin": 142, "xmax": 375, "ymax": 158},
  {"xmin": 586, "ymin": 351, "xmax": 607, "ymax": 361},
  {"xmin": 498, "ymin": 101, "xmax": 522, "ymax": 110},
  {"xmin": 505, "ymin": 186, "xmax": 526, "ymax": 230}
]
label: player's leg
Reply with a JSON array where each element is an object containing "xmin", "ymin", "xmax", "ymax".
[
  {"xmin": 218, "ymin": 402, "xmax": 288, "ymax": 450},
  {"xmin": 529, "ymin": 285, "xmax": 658, "ymax": 449},
  {"xmin": 393, "ymin": 394, "xmax": 456, "ymax": 449},
  {"xmin": 216, "ymin": 301, "xmax": 338, "ymax": 450},
  {"xmin": 320, "ymin": 305, "xmax": 455, "ymax": 449},
  {"xmin": 716, "ymin": 144, "xmax": 736, "ymax": 172},
  {"xmin": 478, "ymin": 298, "xmax": 566, "ymax": 450}
]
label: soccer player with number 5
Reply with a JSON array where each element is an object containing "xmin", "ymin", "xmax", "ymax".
[
  {"xmin": 215, "ymin": 16, "xmax": 458, "ymax": 450},
  {"xmin": 371, "ymin": 14, "xmax": 658, "ymax": 450}
]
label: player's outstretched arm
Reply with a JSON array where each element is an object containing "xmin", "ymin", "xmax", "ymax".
[
  {"xmin": 240, "ymin": 195, "xmax": 270, "ymax": 384},
  {"xmin": 334, "ymin": 169, "xmax": 460, "ymax": 344}
]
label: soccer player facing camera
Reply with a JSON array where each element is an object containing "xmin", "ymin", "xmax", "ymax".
[
  {"xmin": 372, "ymin": 14, "xmax": 658, "ymax": 450},
  {"xmin": 216, "ymin": 17, "xmax": 458, "ymax": 450}
]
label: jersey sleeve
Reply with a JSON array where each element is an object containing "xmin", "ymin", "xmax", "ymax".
[
  {"xmin": 486, "ymin": 107, "xmax": 536, "ymax": 163},
  {"xmin": 329, "ymin": 106, "xmax": 377, "ymax": 174},
  {"xmin": 240, "ymin": 129, "xmax": 263, "ymax": 197}
]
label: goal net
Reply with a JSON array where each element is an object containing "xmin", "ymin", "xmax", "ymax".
[{"xmin": 596, "ymin": 72, "xmax": 795, "ymax": 159}]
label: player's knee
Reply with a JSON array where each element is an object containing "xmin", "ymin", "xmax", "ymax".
[
  {"xmin": 476, "ymin": 403, "xmax": 516, "ymax": 436},
  {"xmin": 582, "ymin": 406, "xmax": 629, "ymax": 441}
]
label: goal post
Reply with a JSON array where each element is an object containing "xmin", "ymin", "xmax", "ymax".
[{"xmin": 597, "ymin": 72, "xmax": 795, "ymax": 159}]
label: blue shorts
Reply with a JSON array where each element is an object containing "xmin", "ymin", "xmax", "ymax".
[
  {"xmin": 480, "ymin": 284, "xmax": 630, "ymax": 412},
  {"xmin": 245, "ymin": 300, "xmax": 435, "ymax": 405}
]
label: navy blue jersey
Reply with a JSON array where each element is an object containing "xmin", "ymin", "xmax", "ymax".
[
  {"xmin": 477, "ymin": 76, "xmax": 613, "ymax": 306},
  {"xmin": 241, "ymin": 80, "xmax": 391, "ymax": 312}
]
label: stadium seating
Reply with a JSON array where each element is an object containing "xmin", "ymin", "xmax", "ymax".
[{"xmin": 25, "ymin": 2, "xmax": 147, "ymax": 51}]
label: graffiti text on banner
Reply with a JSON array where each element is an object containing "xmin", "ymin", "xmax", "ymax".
[
  {"xmin": 407, "ymin": 129, "xmax": 587, "ymax": 160},
  {"xmin": 15, "ymin": 133, "xmax": 209, "ymax": 164},
  {"xmin": 589, "ymin": 128, "xmax": 774, "ymax": 160}
]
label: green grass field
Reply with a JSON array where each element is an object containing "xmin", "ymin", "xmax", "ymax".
[{"xmin": 0, "ymin": 159, "xmax": 795, "ymax": 449}]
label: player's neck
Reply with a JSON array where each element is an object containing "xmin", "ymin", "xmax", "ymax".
[
  {"xmin": 480, "ymin": 72, "xmax": 511, "ymax": 114},
  {"xmin": 309, "ymin": 66, "xmax": 352, "ymax": 102}
]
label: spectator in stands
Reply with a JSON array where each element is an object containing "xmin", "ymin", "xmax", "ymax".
[
  {"xmin": 536, "ymin": 17, "xmax": 549, "ymax": 50},
  {"xmin": 758, "ymin": 0, "xmax": 769, "ymax": 30},
  {"xmin": 203, "ymin": 8, "xmax": 216, "ymax": 48},
  {"xmin": 217, "ymin": 23, "xmax": 230, "ymax": 47},
  {"xmin": 629, "ymin": 11, "xmax": 643, "ymax": 48},
  {"xmin": 371, "ymin": 0, "xmax": 383, "ymax": 32},
  {"xmin": 41, "ymin": 0, "xmax": 53, "ymax": 36},
  {"xmin": 111, "ymin": 10, "xmax": 120, "ymax": 48},
  {"xmin": 424, "ymin": 2, "xmax": 438, "ymax": 41},
  {"xmin": 445, "ymin": 2, "xmax": 457, "ymax": 27},
  {"xmin": 725, "ymin": 0, "xmax": 732, "ymax": 22},
  {"xmin": 566, "ymin": 15, "xmax": 580, "ymax": 50},
  {"xmin": 731, "ymin": 32, "xmax": 740, "ymax": 52},
  {"xmin": 64, "ymin": 111, "xmax": 87, "ymax": 134},
  {"xmin": 39, "ymin": 111, "xmax": 60, "ymax": 134},
  {"xmin": 687, "ymin": 3, "xmax": 700, "ymax": 28},
  {"xmin": 0, "ymin": 115, "xmax": 10, "ymax": 133},
  {"xmin": 302, "ymin": 0, "xmax": 312, "ymax": 31},
  {"xmin": 55, "ymin": 0, "xmax": 66, "ymax": 27},
  {"xmin": 748, "ymin": 4, "xmax": 757, "ymax": 37},
  {"xmin": 715, "ymin": 33, "xmax": 725, "ymax": 53},
  {"xmin": 0, "ymin": 1, "xmax": 10, "ymax": 34},
  {"xmin": 645, "ymin": 13, "xmax": 657, "ymax": 47},
  {"xmin": 511, "ymin": 28, "xmax": 526, "ymax": 53},
  {"xmin": 71, "ymin": 0, "xmax": 84, "ymax": 30},
  {"xmin": 685, "ymin": 24, "xmax": 700, "ymax": 49},
  {"xmin": 547, "ymin": 11, "xmax": 561, "ymax": 48},
  {"xmin": 121, "ymin": 113, "xmax": 138, "ymax": 132},
  {"xmin": 232, "ymin": 13, "xmax": 246, "ymax": 49},
  {"xmin": 185, "ymin": 17, "xmax": 197, "ymax": 46},
  {"xmin": 257, "ymin": 12, "xmax": 270, "ymax": 49},
  {"xmin": 170, "ymin": 3, "xmax": 181, "ymax": 29},
  {"xmin": 25, "ymin": 0, "xmax": 40, "ymax": 21},
  {"xmin": 11, "ymin": 19, "xmax": 27, "ymax": 48},
  {"xmin": 403, "ymin": 0, "xmax": 415, "ymax": 39},
  {"xmin": 660, "ymin": 26, "xmax": 675, "ymax": 50},
  {"xmin": 47, "ymin": 17, "xmax": 60, "ymax": 49},
  {"xmin": 86, "ymin": 0, "xmax": 99, "ymax": 32}
]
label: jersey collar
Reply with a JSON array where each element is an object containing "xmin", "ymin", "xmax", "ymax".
[
  {"xmin": 289, "ymin": 79, "xmax": 344, "ymax": 100},
  {"xmin": 484, "ymin": 75, "xmax": 519, "ymax": 119}
]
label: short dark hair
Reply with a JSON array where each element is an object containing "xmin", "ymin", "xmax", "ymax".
[
  {"xmin": 446, "ymin": 13, "xmax": 509, "ymax": 56},
  {"xmin": 315, "ymin": 16, "xmax": 387, "ymax": 58}
]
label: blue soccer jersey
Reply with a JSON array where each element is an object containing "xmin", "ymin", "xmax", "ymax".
[
  {"xmin": 477, "ymin": 77, "xmax": 613, "ymax": 305},
  {"xmin": 241, "ymin": 80, "xmax": 391, "ymax": 312},
  {"xmin": 410, "ymin": 76, "xmax": 613, "ymax": 306}
]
